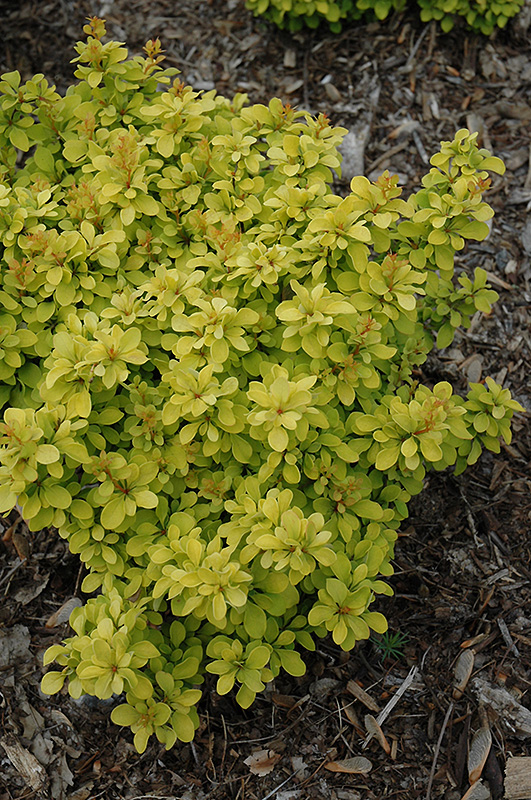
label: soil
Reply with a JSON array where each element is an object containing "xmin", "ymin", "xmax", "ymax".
[{"xmin": 0, "ymin": 1, "xmax": 530, "ymax": 799}]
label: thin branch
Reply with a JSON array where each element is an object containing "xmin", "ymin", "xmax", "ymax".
[
  {"xmin": 260, "ymin": 770, "xmax": 299, "ymax": 800},
  {"xmin": 362, "ymin": 666, "xmax": 419, "ymax": 748},
  {"xmin": 498, "ymin": 618, "xmax": 520, "ymax": 658},
  {"xmin": 405, "ymin": 24, "xmax": 431, "ymax": 69},
  {"xmin": 426, "ymin": 701, "xmax": 454, "ymax": 800},
  {"xmin": 0, "ymin": 557, "xmax": 27, "ymax": 591},
  {"xmin": 366, "ymin": 142, "xmax": 409, "ymax": 173}
]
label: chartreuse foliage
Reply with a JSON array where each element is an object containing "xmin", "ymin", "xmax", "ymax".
[
  {"xmin": 246, "ymin": 0, "xmax": 524, "ymax": 34},
  {"xmin": 0, "ymin": 19, "xmax": 523, "ymax": 753}
]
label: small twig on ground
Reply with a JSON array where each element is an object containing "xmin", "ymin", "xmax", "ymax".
[
  {"xmin": 220, "ymin": 714, "xmax": 228, "ymax": 772},
  {"xmin": 237, "ymin": 697, "xmax": 309, "ymax": 744},
  {"xmin": 190, "ymin": 740, "xmax": 201, "ymax": 767},
  {"xmin": 426, "ymin": 701, "xmax": 454, "ymax": 800},
  {"xmin": 298, "ymin": 754, "xmax": 332, "ymax": 789},
  {"xmin": 303, "ymin": 48, "xmax": 311, "ymax": 114},
  {"xmin": 260, "ymin": 769, "xmax": 299, "ymax": 800},
  {"xmin": 524, "ymin": 141, "xmax": 531, "ymax": 190},
  {"xmin": 402, "ymin": 24, "xmax": 431, "ymax": 71},
  {"xmin": 366, "ymin": 142, "xmax": 409, "ymax": 173},
  {"xmin": 412, "ymin": 128, "xmax": 429, "ymax": 164},
  {"xmin": 498, "ymin": 618, "xmax": 520, "ymax": 658},
  {"xmin": 362, "ymin": 666, "xmax": 419, "ymax": 749},
  {"xmin": 420, "ymin": 646, "xmax": 432, "ymax": 671},
  {"xmin": 458, "ymin": 484, "xmax": 482, "ymax": 548},
  {"xmin": 0, "ymin": 558, "xmax": 27, "ymax": 591},
  {"xmin": 73, "ymin": 562, "xmax": 84, "ymax": 596},
  {"xmin": 127, "ymin": 796, "xmax": 179, "ymax": 800}
]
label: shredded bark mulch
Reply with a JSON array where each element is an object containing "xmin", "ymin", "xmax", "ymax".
[{"xmin": 0, "ymin": 1, "xmax": 530, "ymax": 798}]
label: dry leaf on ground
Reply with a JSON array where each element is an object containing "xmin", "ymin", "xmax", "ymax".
[
  {"xmin": 325, "ymin": 756, "xmax": 373, "ymax": 774},
  {"xmin": 45, "ymin": 597, "xmax": 83, "ymax": 628},
  {"xmin": 243, "ymin": 749, "xmax": 281, "ymax": 775},
  {"xmin": 460, "ymin": 779, "xmax": 492, "ymax": 800},
  {"xmin": 343, "ymin": 703, "xmax": 363, "ymax": 731},
  {"xmin": 468, "ymin": 727, "xmax": 492, "ymax": 784},
  {"xmin": 0, "ymin": 625, "xmax": 32, "ymax": 668},
  {"xmin": 365, "ymin": 715, "xmax": 391, "ymax": 754},
  {"xmin": 453, "ymin": 650, "xmax": 475, "ymax": 699},
  {"xmin": 13, "ymin": 573, "xmax": 49, "ymax": 605}
]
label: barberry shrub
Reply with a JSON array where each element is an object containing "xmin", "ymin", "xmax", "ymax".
[
  {"xmin": 246, "ymin": 0, "xmax": 525, "ymax": 34},
  {"xmin": 0, "ymin": 19, "xmax": 522, "ymax": 753}
]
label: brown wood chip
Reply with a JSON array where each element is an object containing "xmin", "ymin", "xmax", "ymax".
[
  {"xmin": 347, "ymin": 680, "xmax": 381, "ymax": 712},
  {"xmin": 505, "ymin": 757, "xmax": 531, "ymax": 799},
  {"xmin": 0, "ymin": 736, "xmax": 48, "ymax": 791},
  {"xmin": 283, "ymin": 49, "xmax": 296, "ymax": 68},
  {"xmin": 271, "ymin": 693, "xmax": 297, "ymax": 709}
]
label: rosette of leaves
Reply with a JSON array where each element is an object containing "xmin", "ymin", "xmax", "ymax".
[{"xmin": 0, "ymin": 19, "xmax": 524, "ymax": 753}]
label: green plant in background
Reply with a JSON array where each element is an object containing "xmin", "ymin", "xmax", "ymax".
[
  {"xmin": 245, "ymin": 0, "xmax": 524, "ymax": 33},
  {"xmin": 0, "ymin": 19, "xmax": 523, "ymax": 753},
  {"xmin": 416, "ymin": 0, "xmax": 525, "ymax": 33}
]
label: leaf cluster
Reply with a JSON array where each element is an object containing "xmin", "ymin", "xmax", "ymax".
[{"xmin": 245, "ymin": 0, "xmax": 524, "ymax": 33}]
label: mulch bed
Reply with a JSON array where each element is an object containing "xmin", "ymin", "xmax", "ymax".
[{"xmin": 1, "ymin": 1, "xmax": 530, "ymax": 798}]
